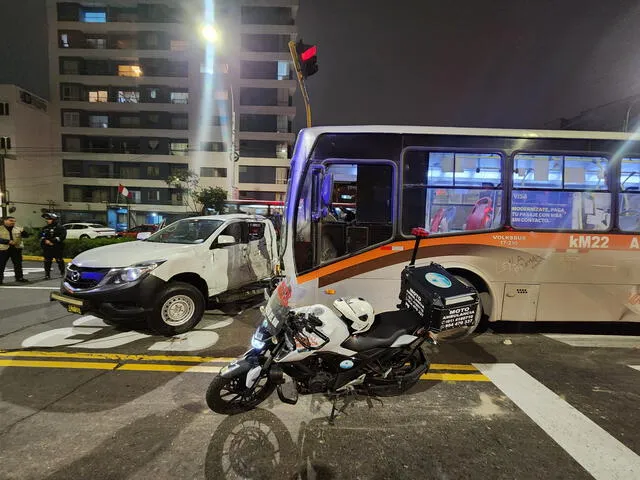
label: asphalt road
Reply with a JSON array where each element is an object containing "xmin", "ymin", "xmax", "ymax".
[{"xmin": 0, "ymin": 263, "xmax": 639, "ymax": 479}]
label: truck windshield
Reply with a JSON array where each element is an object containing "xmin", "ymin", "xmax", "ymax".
[{"xmin": 146, "ymin": 219, "xmax": 223, "ymax": 244}]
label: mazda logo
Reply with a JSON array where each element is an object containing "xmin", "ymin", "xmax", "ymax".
[{"xmin": 70, "ymin": 271, "xmax": 81, "ymax": 282}]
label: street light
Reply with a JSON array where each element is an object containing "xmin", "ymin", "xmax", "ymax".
[
  {"xmin": 200, "ymin": 24, "xmax": 220, "ymax": 44},
  {"xmin": 199, "ymin": 24, "xmax": 238, "ymax": 200}
]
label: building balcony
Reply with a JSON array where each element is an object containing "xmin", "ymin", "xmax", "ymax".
[
  {"xmin": 237, "ymin": 78, "xmax": 297, "ymax": 90},
  {"xmin": 56, "ymin": 48, "xmax": 189, "ymax": 60},
  {"xmin": 237, "ymin": 105, "xmax": 296, "ymax": 117},
  {"xmin": 239, "ymin": 131, "xmax": 295, "ymax": 143},
  {"xmin": 56, "ymin": 21, "xmax": 184, "ymax": 34},
  {"xmin": 61, "ymin": 127, "xmax": 189, "ymax": 137},
  {"xmin": 59, "ymin": 100, "xmax": 189, "ymax": 113},
  {"xmin": 236, "ymin": 182, "xmax": 288, "ymax": 193},
  {"xmin": 60, "ymin": 152, "xmax": 189, "ymax": 163},
  {"xmin": 239, "ymin": 24, "xmax": 296, "ymax": 35},
  {"xmin": 57, "ymin": 75, "xmax": 189, "ymax": 88},
  {"xmin": 63, "ymin": 177, "xmax": 169, "ymax": 188},
  {"xmin": 63, "ymin": 201, "xmax": 189, "ymax": 213},
  {"xmin": 239, "ymin": 51, "xmax": 290, "ymax": 62}
]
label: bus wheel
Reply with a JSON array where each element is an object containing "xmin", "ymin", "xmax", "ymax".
[{"xmin": 436, "ymin": 275, "xmax": 489, "ymax": 342}]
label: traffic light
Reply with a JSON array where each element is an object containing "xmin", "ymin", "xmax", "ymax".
[{"xmin": 296, "ymin": 40, "xmax": 318, "ymax": 78}]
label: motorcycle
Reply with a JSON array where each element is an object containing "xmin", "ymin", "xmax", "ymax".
[{"xmin": 206, "ymin": 228, "xmax": 480, "ymax": 418}]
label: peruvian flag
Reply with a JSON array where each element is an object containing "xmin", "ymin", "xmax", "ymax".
[{"xmin": 118, "ymin": 184, "xmax": 131, "ymax": 198}]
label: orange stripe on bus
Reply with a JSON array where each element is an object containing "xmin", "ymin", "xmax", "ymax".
[{"xmin": 295, "ymin": 231, "xmax": 640, "ymax": 285}]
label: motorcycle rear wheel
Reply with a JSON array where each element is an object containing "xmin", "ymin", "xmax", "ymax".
[{"xmin": 206, "ymin": 373, "xmax": 275, "ymax": 415}]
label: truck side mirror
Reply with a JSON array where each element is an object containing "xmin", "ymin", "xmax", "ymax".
[{"xmin": 213, "ymin": 234, "xmax": 236, "ymax": 248}]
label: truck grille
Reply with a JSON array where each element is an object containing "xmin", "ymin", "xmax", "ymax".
[{"xmin": 66, "ymin": 266, "xmax": 111, "ymax": 289}]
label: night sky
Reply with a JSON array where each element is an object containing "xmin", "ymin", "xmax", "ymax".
[{"xmin": 1, "ymin": 0, "xmax": 639, "ymax": 131}]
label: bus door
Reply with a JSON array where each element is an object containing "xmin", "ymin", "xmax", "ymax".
[{"xmin": 309, "ymin": 161, "xmax": 397, "ymax": 309}]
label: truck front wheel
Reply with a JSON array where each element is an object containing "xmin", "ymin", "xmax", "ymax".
[{"xmin": 148, "ymin": 282, "xmax": 206, "ymax": 335}]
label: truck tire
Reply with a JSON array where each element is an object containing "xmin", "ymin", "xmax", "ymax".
[{"xmin": 147, "ymin": 282, "xmax": 205, "ymax": 336}]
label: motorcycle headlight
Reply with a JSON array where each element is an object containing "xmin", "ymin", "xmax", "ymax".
[
  {"xmin": 109, "ymin": 261, "xmax": 164, "ymax": 285},
  {"xmin": 251, "ymin": 335, "xmax": 266, "ymax": 350}
]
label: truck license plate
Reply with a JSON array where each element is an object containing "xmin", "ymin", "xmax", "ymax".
[{"xmin": 67, "ymin": 304, "xmax": 83, "ymax": 314}]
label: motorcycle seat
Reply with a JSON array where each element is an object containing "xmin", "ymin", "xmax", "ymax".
[{"xmin": 341, "ymin": 310, "xmax": 423, "ymax": 352}]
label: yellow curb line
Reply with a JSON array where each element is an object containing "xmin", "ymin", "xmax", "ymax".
[
  {"xmin": 23, "ymin": 255, "xmax": 73, "ymax": 262},
  {"xmin": 0, "ymin": 350, "xmax": 480, "ymax": 372},
  {"xmin": 0, "ymin": 350, "xmax": 236, "ymax": 363},
  {"xmin": 0, "ymin": 359, "xmax": 487, "ymax": 380}
]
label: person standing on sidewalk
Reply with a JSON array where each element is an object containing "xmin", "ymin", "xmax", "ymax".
[
  {"xmin": 0, "ymin": 216, "xmax": 30, "ymax": 285},
  {"xmin": 40, "ymin": 213, "xmax": 66, "ymax": 280}
]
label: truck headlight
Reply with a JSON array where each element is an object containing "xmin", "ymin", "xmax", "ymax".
[{"xmin": 110, "ymin": 261, "xmax": 164, "ymax": 285}]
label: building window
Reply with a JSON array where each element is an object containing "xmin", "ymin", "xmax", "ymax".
[
  {"xmin": 61, "ymin": 60, "xmax": 80, "ymax": 74},
  {"xmin": 147, "ymin": 190, "xmax": 161, "ymax": 202},
  {"xmin": 144, "ymin": 33, "xmax": 158, "ymax": 48},
  {"xmin": 86, "ymin": 37, "xmax": 106, "ymax": 49},
  {"xmin": 0, "ymin": 103, "xmax": 9, "ymax": 116},
  {"xmin": 82, "ymin": 9, "xmax": 106, "ymax": 23},
  {"xmin": 119, "ymin": 116, "xmax": 140, "ymax": 128},
  {"xmin": 200, "ymin": 167, "xmax": 227, "ymax": 178},
  {"xmin": 147, "ymin": 114, "xmax": 160, "ymax": 126},
  {"xmin": 60, "ymin": 33, "xmax": 70, "ymax": 48},
  {"xmin": 149, "ymin": 88, "xmax": 159, "ymax": 100},
  {"xmin": 63, "ymin": 160, "xmax": 83, "ymax": 177},
  {"xmin": 170, "ymin": 40, "xmax": 188, "ymax": 51},
  {"xmin": 88, "ymin": 164, "xmax": 110, "ymax": 178},
  {"xmin": 119, "ymin": 166, "xmax": 140, "ymax": 179},
  {"xmin": 88, "ymin": 90, "xmax": 108, "ymax": 103},
  {"xmin": 170, "ymin": 142, "xmax": 189, "ymax": 155},
  {"xmin": 200, "ymin": 141, "xmax": 225, "ymax": 152},
  {"xmin": 61, "ymin": 85, "xmax": 81, "ymax": 101},
  {"xmin": 62, "ymin": 111, "xmax": 80, "ymax": 127},
  {"xmin": 89, "ymin": 115, "xmax": 109, "ymax": 128},
  {"xmin": 64, "ymin": 137, "xmax": 82, "ymax": 152},
  {"xmin": 170, "ymin": 92, "xmax": 188, "ymax": 104},
  {"xmin": 118, "ymin": 65, "xmax": 142, "ymax": 77},
  {"xmin": 171, "ymin": 116, "xmax": 188, "ymax": 129},
  {"xmin": 117, "ymin": 90, "xmax": 139, "ymax": 103},
  {"xmin": 146, "ymin": 165, "xmax": 161, "ymax": 178}
]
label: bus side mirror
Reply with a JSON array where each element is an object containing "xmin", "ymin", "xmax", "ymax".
[{"xmin": 312, "ymin": 170, "xmax": 333, "ymax": 222}]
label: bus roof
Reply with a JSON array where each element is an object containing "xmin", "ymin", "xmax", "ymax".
[{"xmin": 298, "ymin": 125, "xmax": 640, "ymax": 142}]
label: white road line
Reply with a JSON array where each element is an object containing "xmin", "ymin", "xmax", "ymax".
[
  {"xmin": 0, "ymin": 286, "xmax": 59, "ymax": 290},
  {"xmin": 543, "ymin": 334, "xmax": 640, "ymax": 348},
  {"xmin": 629, "ymin": 365, "xmax": 640, "ymax": 372},
  {"xmin": 475, "ymin": 363, "xmax": 640, "ymax": 480}
]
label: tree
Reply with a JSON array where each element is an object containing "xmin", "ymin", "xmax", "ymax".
[
  {"xmin": 166, "ymin": 170, "xmax": 228, "ymax": 215},
  {"xmin": 196, "ymin": 187, "xmax": 228, "ymax": 214}
]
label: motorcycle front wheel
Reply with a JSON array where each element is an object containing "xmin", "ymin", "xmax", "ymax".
[{"xmin": 206, "ymin": 373, "xmax": 276, "ymax": 415}]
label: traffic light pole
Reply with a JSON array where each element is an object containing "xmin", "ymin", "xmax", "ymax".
[{"xmin": 289, "ymin": 40, "xmax": 312, "ymax": 128}]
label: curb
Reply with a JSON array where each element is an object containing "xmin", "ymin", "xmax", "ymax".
[{"xmin": 23, "ymin": 255, "xmax": 73, "ymax": 262}]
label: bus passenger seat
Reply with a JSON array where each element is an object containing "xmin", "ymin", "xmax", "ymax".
[{"xmin": 465, "ymin": 197, "xmax": 493, "ymax": 230}]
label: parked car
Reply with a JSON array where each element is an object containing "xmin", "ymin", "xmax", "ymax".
[
  {"xmin": 117, "ymin": 224, "xmax": 159, "ymax": 239},
  {"xmin": 62, "ymin": 223, "xmax": 117, "ymax": 239},
  {"xmin": 51, "ymin": 214, "xmax": 279, "ymax": 335}
]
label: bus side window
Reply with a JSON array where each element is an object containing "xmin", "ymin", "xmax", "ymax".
[{"xmin": 619, "ymin": 157, "xmax": 640, "ymax": 232}]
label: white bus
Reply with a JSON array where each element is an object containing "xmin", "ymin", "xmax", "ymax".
[{"xmin": 277, "ymin": 125, "xmax": 640, "ymax": 332}]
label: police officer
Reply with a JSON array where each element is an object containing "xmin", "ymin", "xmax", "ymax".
[
  {"xmin": 40, "ymin": 213, "xmax": 66, "ymax": 280},
  {"xmin": 0, "ymin": 216, "xmax": 30, "ymax": 284}
]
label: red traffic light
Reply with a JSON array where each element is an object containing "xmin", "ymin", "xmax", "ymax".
[{"xmin": 300, "ymin": 45, "xmax": 317, "ymax": 62}]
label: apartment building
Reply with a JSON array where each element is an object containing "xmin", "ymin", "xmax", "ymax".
[
  {"xmin": 0, "ymin": 85, "xmax": 57, "ymax": 226},
  {"xmin": 46, "ymin": 0, "xmax": 297, "ymax": 229}
]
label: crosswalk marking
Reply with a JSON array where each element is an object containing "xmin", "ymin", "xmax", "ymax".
[
  {"xmin": 475, "ymin": 363, "xmax": 640, "ymax": 480},
  {"xmin": 543, "ymin": 334, "xmax": 640, "ymax": 348}
]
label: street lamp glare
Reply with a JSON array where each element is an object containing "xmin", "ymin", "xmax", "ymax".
[{"xmin": 201, "ymin": 24, "xmax": 219, "ymax": 43}]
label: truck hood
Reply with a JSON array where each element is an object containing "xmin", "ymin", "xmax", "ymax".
[{"xmin": 71, "ymin": 241, "xmax": 198, "ymax": 268}]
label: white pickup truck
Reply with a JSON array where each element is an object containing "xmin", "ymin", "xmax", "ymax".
[{"xmin": 51, "ymin": 214, "xmax": 279, "ymax": 335}]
